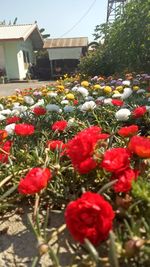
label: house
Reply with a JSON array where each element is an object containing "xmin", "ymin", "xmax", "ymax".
[
  {"xmin": 43, "ymin": 37, "xmax": 88, "ymax": 78},
  {"xmin": 0, "ymin": 24, "xmax": 43, "ymax": 80}
]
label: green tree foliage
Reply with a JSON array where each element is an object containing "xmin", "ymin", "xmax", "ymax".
[{"xmin": 79, "ymin": 0, "xmax": 150, "ymax": 76}]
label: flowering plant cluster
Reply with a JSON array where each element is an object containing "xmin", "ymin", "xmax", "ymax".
[{"xmin": 0, "ymin": 73, "xmax": 150, "ymax": 266}]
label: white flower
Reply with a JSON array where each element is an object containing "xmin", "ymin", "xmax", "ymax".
[
  {"xmin": 77, "ymin": 86, "xmax": 89, "ymax": 97},
  {"xmin": 13, "ymin": 105, "xmax": 28, "ymax": 112},
  {"xmin": 115, "ymin": 108, "xmax": 131, "ymax": 121},
  {"xmin": 146, "ymin": 106, "xmax": 150, "ymax": 111},
  {"xmin": 122, "ymin": 80, "xmax": 131, "ymax": 86},
  {"xmin": 112, "ymin": 93, "xmax": 122, "ymax": 98},
  {"xmin": 103, "ymin": 98, "xmax": 113, "ymax": 105},
  {"xmin": 5, "ymin": 123, "xmax": 16, "ymax": 135},
  {"xmin": 92, "ymin": 91, "xmax": 98, "ymax": 95},
  {"xmin": 47, "ymin": 92, "xmax": 58, "ymax": 97},
  {"xmin": 46, "ymin": 104, "xmax": 61, "ymax": 112},
  {"xmin": 24, "ymin": 96, "xmax": 34, "ymax": 105},
  {"xmin": 61, "ymin": 100, "xmax": 69, "ymax": 105},
  {"xmin": 96, "ymin": 96, "xmax": 105, "ymax": 101},
  {"xmin": 80, "ymin": 101, "xmax": 96, "ymax": 112},
  {"xmin": 30, "ymin": 99, "xmax": 45, "ymax": 109},
  {"xmin": 0, "ymin": 104, "xmax": 4, "ymax": 110},
  {"xmin": 11, "ymin": 109, "xmax": 20, "ymax": 116},
  {"xmin": 0, "ymin": 114, "xmax": 6, "ymax": 121},
  {"xmin": 85, "ymin": 96, "xmax": 94, "ymax": 101},
  {"xmin": 68, "ymin": 118, "xmax": 76, "ymax": 126},
  {"xmin": 71, "ymin": 86, "xmax": 78, "ymax": 92},
  {"xmin": 13, "ymin": 102, "xmax": 20, "ymax": 108},
  {"xmin": 63, "ymin": 106, "xmax": 75, "ymax": 113},
  {"xmin": 136, "ymin": 89, "xmax": 145, "ymax": 94},
  {"xmin": 0, "ymin": 109, "xmax": 11, "ymax": 115},
  {"xmin": 121, "ymin": 88, "xmax": 132, "ymax": 100},
  {"xmin": 37, "ymin": 99, "xmax": 45, "ymax": 106}
]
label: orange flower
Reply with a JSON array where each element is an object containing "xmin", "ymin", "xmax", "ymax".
[
  {"xmin": 128, "ymin": 136, "xmax": 150, "ymax": 158},
  {"xmin": 0, "ymin": 130, "xmax": 8, "ymax": 141}
]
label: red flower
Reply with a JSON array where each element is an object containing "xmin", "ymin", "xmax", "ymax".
[
  {"xmin": 111, "ymin": 168, "xmax": 138, "ymax": 193},
  {"xmin": 6, "ymin": 116, "xmax": 21, "ymax": 125},
  {"xmin": 73, "ymin": 100, "xmax": 78, "ymax": 105},
  {"xmin": 101, "ymin": 147, "xmax": 130, "ymax": 173},
  {"xmin": 15, "ymin": 123, "xmax": 34, "ymax": 136},
  {"xmin": 65, "ymin": 192, "xmax": 115, "ymax": 246},
  {"xmin": 118, "ymin": 125, "xmax": 139, "ymax": 137},
  {"xmin": 33, "ymin": 106, "xmax": 47, "ymax": 116},
  {"xmin": 0, "ymin": 140, "xmax": 12, "ymax": 163},
  {"xmin": 112, "ymin": 99, "xmax": 124, "ymax": 106},
  {"xmin": 128, "ymin": 135, "xmax": 150, "ymax": 158},
  {"xmin": 132, "ymin": 106, "xmax": 147, "ymax": 118},
  {"xmin": 66, "ymin": 126, "xmax": 105, "ymax": 174},
  {"xmin": 52, "ymin": 120, "xmax": 68, "ymax": 131},
  {"xmin": 18, "ymin": 167, "xmax": 52, "ymax": 194},
  {"xmin": 47, "ymin": 140, "xmax": 66, "ymax": 151},
  {"xmin": 0, "ymin": 130, "xmax": 8, "ymax": 141}
]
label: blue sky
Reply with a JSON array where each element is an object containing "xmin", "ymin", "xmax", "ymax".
[{"xmin": 0, "ymin": 0, "xmax": 107, "ymax": 41}]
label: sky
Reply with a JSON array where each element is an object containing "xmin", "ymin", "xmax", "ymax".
[{"xmin": 0, "ymin": 0, "xmax": 107, "ymax": 42}]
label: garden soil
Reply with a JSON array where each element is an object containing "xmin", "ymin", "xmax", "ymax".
[{"xmin": 0, "ymin": 206, "xmax": 74, "ymax": 267}]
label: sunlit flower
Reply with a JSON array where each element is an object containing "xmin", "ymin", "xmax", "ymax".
[
  {"xmin": 24, "ymin": 96, "xmax": 34, "ymax": 105},
  {"xmin": 104, "ymin": 86, "xmax": 112, "ymax": 93},
  {"xmin": 81, "ymin": 81, "xmax": 89, "ymax": 87},
  {"xmin": 121, "ymin": 88, "xmax": 133, "ymax": 99},
  {"xmin": 115, "ymin": 108, "xmax": 131, "ymax": 121},
  {"xmin": 5, "ymin": 123, "xmax": 16, "ymax": 135},
  {"xmin": 80, "ymin": 101, "xmax": 96, "ymax": 112}
]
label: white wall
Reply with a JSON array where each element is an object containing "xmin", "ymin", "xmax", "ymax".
[
  {"xmin": 0, "ymin": 45, "xmax": 5, "ymax": 70},
  {"xmin": 4, "ymin": 41, "xmax": 19, "ymax": 80}
]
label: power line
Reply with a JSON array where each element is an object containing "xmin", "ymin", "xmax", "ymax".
[{"xmin": 60, "ymin": 0, "xmax": 97, "ymax": 37}]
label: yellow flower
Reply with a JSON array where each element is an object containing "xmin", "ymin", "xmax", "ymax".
[
  {"xmin": 116, "ymin": 86, "xmax": 123, "ymax": 92},
  {"xmin": 42, "ymin": 89, "xmax": 48, "ymax": 93},
  {"xmin": 7, "ymin": 96, "xmax": 13, "ymax": 101},
  {"xmin": 57, "ymin": 85, "xmax": 65, "ymax": 92},
  {"xmin": 17, "ymin": 96, "xmax": 24, "ymax": 103},
  {"xmin": 11, "ymin": 95, "xmax": 18, "ymax": 101},
  {"xmin": 113, "ymin": 90, "xmax": 120, "ymax": 94},
  {"xmin": 133, "ymin": 86, "xmax": 139, "ymax": 91},
  {"xmin": 81, "ymin": 81, "xmax": 89, "ymax": 87},
  {"xmin": 66, "ymin": 93, "xmax": 75, "ymax": 100},
  {"xmin": 104, "ymin": 86, "xmax": 112, "ymax": 93},
  {"xmin": 93, "ymin": 84, "xmax": 101, "ymax": 90}
]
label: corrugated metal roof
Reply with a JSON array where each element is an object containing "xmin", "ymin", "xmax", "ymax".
[
  {"xmin": 44, "ymin": 37, "xmax": 88, "ymax": 48},
  {"xmin": 0, "ymin": 24, "xmax": 38, "ymax": 41}
]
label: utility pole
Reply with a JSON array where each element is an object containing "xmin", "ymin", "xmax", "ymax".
[{"xmin": 106, "ymin": 0, "xmax": 127, "ymax": 23}]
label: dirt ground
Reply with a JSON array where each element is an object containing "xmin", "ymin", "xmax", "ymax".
[
  {"xmin": 0, "ymin": 80, "xmax": 77, "ymax": 267},
  {"xmin": 0, "ymin": 81, "xmax": 54, "ymax": 97},
  {"xmin": 0, "ymin": 205, "xmax": 75, "ymax": 267}
]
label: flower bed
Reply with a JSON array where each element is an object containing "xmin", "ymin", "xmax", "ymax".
[{"xmin": 0, "ymin": 73, "xmax": 150, "ymax": 266}]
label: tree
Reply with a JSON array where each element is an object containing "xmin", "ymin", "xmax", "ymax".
[{"xmin": 79, "ymin": 0, "xmax": 150, "ymax": 76}]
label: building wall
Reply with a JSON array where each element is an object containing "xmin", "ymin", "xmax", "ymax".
[
  {"xmin": 17, "ymin": 38, "xmax": 35, "ymax": 80},
  {"xmin": 0, "ymin": 44, "xmax": 5, "ymax": 71},
  {"xmin": 3, "ymin": 41, "xmax": 19, "ymax": 80},
  {"xmin": 0, "ymin": 38, "xmax": 35, "ymax": 80}
]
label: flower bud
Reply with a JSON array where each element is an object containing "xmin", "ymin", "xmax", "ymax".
[
  {"xmin": 38, "ymin": 243, "xmax": 49, "ymax": 255},
  {"xmin": 124, "ymin": 238, "xmax": 145, "ymax": 258}
]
